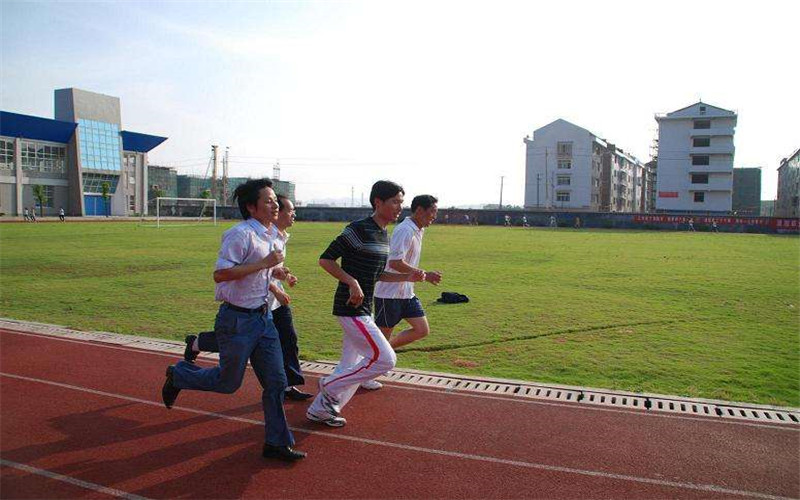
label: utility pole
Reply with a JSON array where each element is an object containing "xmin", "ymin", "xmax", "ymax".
[
  {"xmin": 544, "ymin": 148, "xmax": 549, "ymax": 209},
  {"xmin": 222, "ymin": 146, "xmax": 229, "ymax": 205},
  {"xmin": 211, "ymin": 145, "xmax": 218, "ymax": 201},
  {"xmin": 273, "ymin": 160, "xmax": 281, "ymax": 181},
  {"xmin": 499, "ymin": 176, "xmax": 505, "ymax": 209},
  {"xmin": 351, "ymin": 186, "xmax": 355, "ymax": 207},
  {"xmin": 536, "ymin": 173, "xmax": 541, "ymax": 208}
]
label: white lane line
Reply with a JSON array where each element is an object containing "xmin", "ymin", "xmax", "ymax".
[
  {"xmin": 1, "ymin": 372, "xmax": 794, "ymax": 500},
  {"xmin": 0, "ymin": 458, "xmax": 150, "ymax": 500},
  {"xmin": 2, "ymin": 328, "xmax": 797, "ymax": 432}
]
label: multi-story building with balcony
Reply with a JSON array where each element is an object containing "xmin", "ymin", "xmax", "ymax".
[
  {"xmin": 655, "ymin": 101, "xmax": 736, "ymax": 212},
  {"xmin": 775, "ymin": 148, "xmax": 799, "ymax": 217},
  {"xmin": 0, "ymin": 88, "xmax": 166, "ymax": 216},
  {"xmin": 524, "ymin": 119, "xmax": 648, "ymax": 212}
]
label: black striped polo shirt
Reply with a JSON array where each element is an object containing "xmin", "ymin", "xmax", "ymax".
[{"xmin": 320, "ymin": 216, "xmax": 389, "ymax": 317}]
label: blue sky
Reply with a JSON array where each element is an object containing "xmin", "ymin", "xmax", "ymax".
[{"xmin": 2, "ymin": 0, "xmax": 798, "ymax": 206}]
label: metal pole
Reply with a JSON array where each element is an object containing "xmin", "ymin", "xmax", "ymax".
[
  {"xmin": 536, "ymin": 173, "xmax": 541, "ymax": 208},
  {"xmin": 156, "ymin": 197, "xmax": 160, "ymax": 228},
  {"xmin": 499, "ymin": 176, "xmax": 504, "ymax": 209}
]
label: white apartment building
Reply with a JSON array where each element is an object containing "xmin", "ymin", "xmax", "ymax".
[
  {"xmin": 524, "ymin": 119, "xmax": 648, "ymax": 212},
  {"xmin": 655, "ymin": 102, "xmax": 737, "ymax": 212}
]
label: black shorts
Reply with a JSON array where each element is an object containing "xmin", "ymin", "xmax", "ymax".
[{"xmin": 374, "ymin": 297, "xmax": 425, "ymax": 328}]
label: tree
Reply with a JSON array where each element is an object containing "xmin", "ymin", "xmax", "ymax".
[
  {"xmin": 31, "ymin": 185, "xmax": 47, "ymax": 218},
  {"xmin": 101, "ymin": 182, "xmax": 111, "ymax": 217},
  {"xmin": 199, "ymin": 189, "xmax": 212, "ymax": 199}
]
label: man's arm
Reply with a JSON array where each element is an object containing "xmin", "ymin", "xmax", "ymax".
[
  {"xmin": 378, "ymin": 268, "xmax": 426, "ymax": 283},
  {"xmin": 388, "ymin": 259, "xmax": 442, "ymax": 285},
  {"xmin": 213, "ymin": 251, "xmax": 284, "ymax": 283},
  {"xmin": 269, "ymin": 281, "xmax": 290, "ymax": 306},
  {"xmin": 319, "ymin": 258, "xmax": 364, "ymax": 307}
]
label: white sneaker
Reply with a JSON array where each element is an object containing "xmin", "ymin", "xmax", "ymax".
[
  {"xmin": 360, "ymin": 379, "xmax": 383, "ymax": 390},
  {"xmin": 306, "ymin": 409, "xmax": 347, "ymax": 427}
]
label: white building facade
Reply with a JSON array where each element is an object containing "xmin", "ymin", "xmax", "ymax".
[
  {"xmin": 655, "ymin": 102, "xmax": 737, "ymax": 212},
  {"xmin": 524, "ymin": 119, "xmax": 648, "ymax": 212}
]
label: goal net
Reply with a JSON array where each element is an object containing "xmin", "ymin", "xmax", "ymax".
[{"xmin": 150, "ymin": 197, "xmax": 217, "ymax": 228}]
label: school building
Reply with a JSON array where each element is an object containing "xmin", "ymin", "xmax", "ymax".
[{"xmin": 0, "ymin": 88, "xmax": 167, "ymax": 217}]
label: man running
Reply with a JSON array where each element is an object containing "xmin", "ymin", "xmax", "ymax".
[
  {"xmin": 369, "ymin": 195, "xmax": 442, "ymax": 388},
  {"xmin": 161, "ymin": 178, "xmax": 305, "ymax": 461},
  {"xmin": 306, "ymin": 180, "xmax": 424, "ymax": 427}
]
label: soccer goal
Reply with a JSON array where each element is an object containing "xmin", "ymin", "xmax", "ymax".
[{"xmin": 150, "ymin": 197, "xmax": 217, "ymax": 228}]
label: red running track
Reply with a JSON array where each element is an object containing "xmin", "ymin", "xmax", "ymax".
[{"xmin": 1, "ymin": 328, "xmax": 798, "ymax": 499}]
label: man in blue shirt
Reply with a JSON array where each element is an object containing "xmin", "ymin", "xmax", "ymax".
[{"xmin": 161, "ymin": 178, "xmax": 306, "ymax": 461}]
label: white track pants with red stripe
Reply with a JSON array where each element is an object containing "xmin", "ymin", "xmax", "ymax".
[{"xmin": 310, "ymin": 315, "xmax": 396, "ymax": 414}]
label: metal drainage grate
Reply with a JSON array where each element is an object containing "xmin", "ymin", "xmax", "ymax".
[{"xmin": 4, "ymin": 320, "xmax": 798, "ymax": 426}]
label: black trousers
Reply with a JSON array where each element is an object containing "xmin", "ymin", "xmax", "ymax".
[{"xmin": 197, "ymin": 305, "xmax": 305, "ymax": 387}]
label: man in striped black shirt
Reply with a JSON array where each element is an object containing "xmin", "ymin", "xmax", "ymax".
[{"xmin": 306, "ymin": 180, "xmax": 424, "ymax": 427}]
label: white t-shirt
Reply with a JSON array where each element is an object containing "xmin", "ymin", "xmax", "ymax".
[
  {"xmin": 267, "ymin": 225, "xmax": 290, "ymax": 311},
  {"xmin": 374, "ymin": 217, "xmax": 424, "ymax": 299}
]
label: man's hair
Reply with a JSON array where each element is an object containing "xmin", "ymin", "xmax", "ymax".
[
  {"xmin": 369, "ymin": 180, "xmax": 404, "ymax": 209},
  {"xmin": 411, "ymin": 194, "xmax": 438, "ymax": 212},
  {"xmin": 277, "ymin": 194, "xmax": 291, "ymax": 212},
  {"xmin": 233, "ymin": 178, "xmax": 273, "ymax": 219}
]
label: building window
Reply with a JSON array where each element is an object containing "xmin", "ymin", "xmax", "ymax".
[
  {"xmin": 699, "ymin": 105, "xmax": 707, "ymax": 115},
  {"xmin": 557, "ymin": 160, "xmax": 572, "ymax": 169},
  {"xmin": 556, "ymin": 191, "xmax": 570, "ymax": 202},
  {"xmin": 82, "ymin": 173, "xmax": 120, "ymax": 193},
  {"xmin": 692, "ymin": 155, "xmax": 710, "ymax": 166},
  {"xmin": 129, "ymin": 195, "xmax": 136, "ymax": 212},
  {"xmin": 693, "ymin": 120, "xmax": 711, "ymax": 129},
  {"xmin": 557, "ymin": 142, "xmax": 573, "ymax": 157},
  {"xmin": 0, "ymin": 138, "xmax": 13, "ymax": 170},
  {"xmin": 78, "ymin": 119, "xmax": 122, "ymax": 172},
  {"xmin": 20, "ymin": 141, "xmax": 67, "ymax": 173},
  {"xmin": 557, "ymin": 175, "xmax": 570, "ymax": 186},
  {"xmin": 691, "ymin": 173, "xmax": 709, "ymax": 184},
  {"xmin": 694, "ymin": 192, "xmax": 705, "ymax": 202},
  {"xmin": 693, "ymin": 137, "xmax": 710, "ymax": 147}
]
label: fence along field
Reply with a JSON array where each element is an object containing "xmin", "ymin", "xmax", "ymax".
[{"xmin": 0, "ymin": 221, "xmax": 797, "ymax": 406}]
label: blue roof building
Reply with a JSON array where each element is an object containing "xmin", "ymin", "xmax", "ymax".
[{"xmin": 0, "ymin": 88, "xmax": 167, "ymax": 216}]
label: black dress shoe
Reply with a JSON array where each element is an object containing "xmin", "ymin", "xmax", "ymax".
[
  {"xmin": 162, "ymin": 365, "xmax": 181, "ymax": 409},
  {"xmin": 184, "ymin": 335, "xmax": 198, "ymax": 363},
  {"xmin": 284, "ymin": 387, "xmax": 313, "ymax": 401},
  {"xmin": 262, "ymin": 444, "xmax": 307, "ymax": 461}
]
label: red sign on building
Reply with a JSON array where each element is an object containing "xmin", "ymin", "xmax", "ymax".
[{"xmin": 658, "ymin": 191, "xmax": 679, "ymax": 198}]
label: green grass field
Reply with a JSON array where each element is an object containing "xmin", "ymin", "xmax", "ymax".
[{"xmin": 1, "ymin": 221, "xmax": 798, "ymax": 406}]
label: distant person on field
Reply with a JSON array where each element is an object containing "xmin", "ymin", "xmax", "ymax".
[
  {"xmin": 504, "ymin": 214, "xmax": 511, "ymax": 227},
  {"xmin": 549, "ymin": 215, "xmax": 556, "ymax": 228},
  {"xmin": 23, "ymin": 208, "xmax": 30, "ymax": 222},
  {"xmin": 366, "ymin": 195, "xmax": 443, "ymax": 390},
  {"xmin": 463, "ymin": 213, "xmax": 470, "ymax": 225},
  {"xmin": 687, "ymin": 217, "xmax": 695, "ymax": 232},
  {"xmin": 306, "ymin": 180, "xmax": 424, "ymax": 427},
  {"xmin": 186, "ymin": 194, "xmax": 313, "ymax": 401},
  {"xmin": 711, "ymin": 219, "xmax": 719, "ymax": 232},
  {"xmin": 574, "ymin": 216, "xmax": 581, "ymax": 229},
  {"xmin": 444, "ymin": 213, "xmax": 449, "ymax": 224},
  {"xmin": 59, "ymin": 207, "xmax": 65, "ymax": 222},
  {"xmin": 160, "ymin": 178, "xmax": 306, "ymax": 462},
  {"xmin": 29, "ymin": 207, "xmax": 36, "ymax": 222},
  {"xmin": 522, "ymin": 215, "xmax": 529, "ymax": 228}
]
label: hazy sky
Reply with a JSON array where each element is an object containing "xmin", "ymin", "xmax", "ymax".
[{"xmin": 2, "ymin": 0, "xmax": 798, "ymax": 207}]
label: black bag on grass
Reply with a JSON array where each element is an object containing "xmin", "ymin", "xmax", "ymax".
[{"xmin": 437, "ymin": 292, "xmax": 469, "ymax": 304}]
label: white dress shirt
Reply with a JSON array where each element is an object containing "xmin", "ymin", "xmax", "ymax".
[
  {"xmin": 214, "ymin": 218, "xmax": 275, "ymax": 309},
  {"xmin": 267, "ymin": 225, "xmax": 290, "ymax": 311}
]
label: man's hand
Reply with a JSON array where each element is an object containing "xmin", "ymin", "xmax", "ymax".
[
  {"xmin": 347, "ymin": 281, "xmax": 364, "ymax": 308},
  {"xmin": 274, "ymin": 288, "xmax": 291, "ymax": 307},
  {"xmin": 272, "ymin": 266, "xmax": 290, "ymax": 281},
  {"xmin": 424, "ymin": 270, "xmax": 443, "ymax": 285},
  {"xmin": 409, "ymin": 269, "xmax": 426, "ymax": 282},
  {"xmin": 262, "ymin": 250, "xmax": 284, "ymax": 269},
  {"xmin": 287, "ymin": 274, "xmax": 298, "ymax": 287}
]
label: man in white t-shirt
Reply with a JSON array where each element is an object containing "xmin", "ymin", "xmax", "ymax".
[{"xmin": 366, "ymin": 195, "xmax": 442, "ymax": 390}]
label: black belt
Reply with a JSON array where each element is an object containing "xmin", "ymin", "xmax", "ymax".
[{"xmin": 223, "ymin": 302, "xmax": 269, "ymax": 314}]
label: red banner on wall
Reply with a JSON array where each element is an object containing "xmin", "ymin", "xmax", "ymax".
[{"xmin": 658, "ymin": 191, "xmax": 679, "ymax": 198}]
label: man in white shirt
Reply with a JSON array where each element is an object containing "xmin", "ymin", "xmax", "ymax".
[
  {"xmin": 366, "ymin": 195, "xmax": 442, "ymax": 390},
  {"xmin": 161, "ymin": 178, "xmax": 306, "ymax": 461}
]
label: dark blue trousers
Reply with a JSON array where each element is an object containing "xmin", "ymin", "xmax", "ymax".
[
  {"xmin": 198, "ymin": 305, "xmax": 305, "ymax": 387},
  {"xmin": 173, "ymin": 303, "xmax": 293, "ymax": 447}
]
